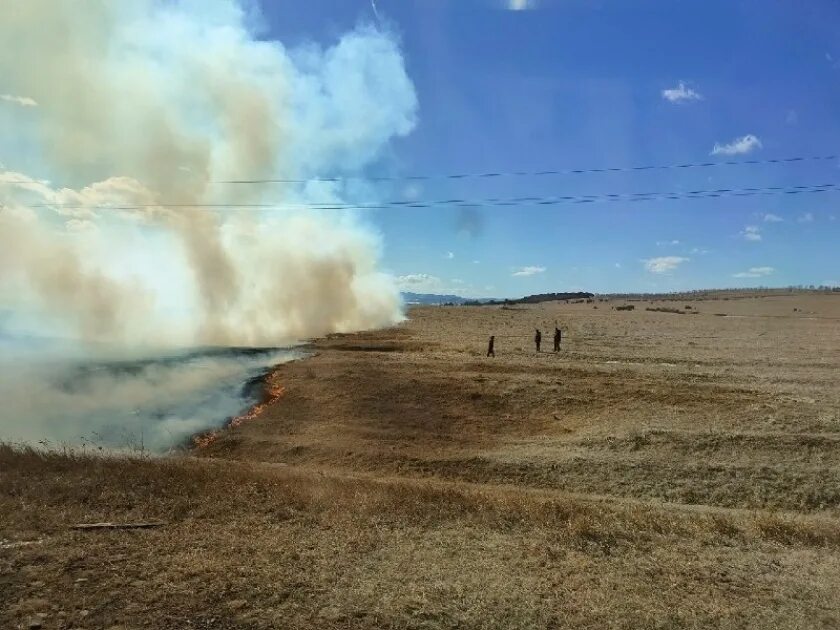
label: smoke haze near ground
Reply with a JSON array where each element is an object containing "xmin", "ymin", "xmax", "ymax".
[
  {"xmin": 0, "ymin": 0, "xmax": 417, "ymax": 447},
  {"xmin": 0, "ymin": 344, "xmax": 303, "ymax": 452}
]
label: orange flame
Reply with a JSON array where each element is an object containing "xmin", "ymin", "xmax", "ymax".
[
  {"xmin": 192, "ymin": 431, "xmax": 219, "ymax": 449},
  {"xmin": 229, "ymin": 383, "xmax": 285, "ymax": 428},
  {"xmin": 193, "ymin": 382, "xmax": 285, "ymax": 449}
]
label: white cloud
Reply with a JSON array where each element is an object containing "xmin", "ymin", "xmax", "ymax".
[
  {"xmin": 0, "ymin": 171, "xmax": 160, "ymax": 220},
  {"xmin": 742, "ymin": 225, "xmax": 762, "ymax": 241},
  {"xmin": 395, "ymin": 274, "xmax": 491, "ymax": 298},
  {"xmin": 445, "ymin": 251, "xmax": 455, "ymax": 259},
  {"xmin": 396, "ymin": 273, "xmax": 439, "ymax": 285},
  {"xmin": 1, "ymin": 94, "xmax": 38, "ymax": 107},
  {"xmin": 733, "ymin": 266, "xmax": 775, "ymax": 278},
  {"xmin": 711, "ymin": 134, "xmax": 762, "ymax": 156},
  {"xmin": 690, "ymin": 247, "xmax": 710, "ymax": 255},
  {"xmin": 661, "ymin": 81, "xmax": 702, "ymax": 104},
  {"xmin": 512, "ymin": 265, "xmax": 546, "ymax": 277},
  {"xmin": 395, "ymin": 274, "xmax": 442, "ymax": 290},
  {"xmin": 643, "ymin": 256, "xmax": 689, "ymax": 274},
  {"xmin": 614, "ymin": 263, "xmax": 621, "ymax": 268},
  {"xmin": 507, "ymin": 0, "xmax": 535, "ymax": 9},
  {"xmin": 472, "ymin": 260, "xmax": 480, "ymax": 264},
  {"xmin": 656, "ymin": 239, "xmax": 680, "ymax": 246},
  {"xmin": 797, "ymin": 212, "xmax": 814, "ymax": 223},
  {"xmin": 762, "ymin": 213, "xmax": 783, "ymax": 222}
]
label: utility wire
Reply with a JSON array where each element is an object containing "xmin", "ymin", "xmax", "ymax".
[
  {"xmin": 15, "ymin": 181, "xmax": 840, "ymax": 212},
  {"xmin": 213, "ymin": 154, "xmax": 838, "ymax": 184},
  {"xmin": 2, "ymin": 154, "xmax": 836, "ymax": 189}
]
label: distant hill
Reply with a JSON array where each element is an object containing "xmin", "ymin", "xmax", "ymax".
[
  {"xmin": 468, "ymin": 292, "xmax": 594, "ymax": 305},
  {"xmin": 509, "ymin": 292, "xmax": 594, "ymax": 304},
  {"xmin": 401, "ymin": 292, "xmax": 469, "ymax": 305},
  {"xmin": 402, "ymin": 291, "xmax": 594, "ymax": 306}
]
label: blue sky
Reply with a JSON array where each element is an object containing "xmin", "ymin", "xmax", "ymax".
[
  {"xmin": 2, "ymin": 1, "xmax": 838, "ymax": 304},
  {"xmin": 258, "ymin": 0, "xmax": 840, "ymax": 297}
]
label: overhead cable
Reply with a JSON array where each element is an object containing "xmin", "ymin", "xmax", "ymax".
[
  {"xmin": 16, "ymin": 181, "xmax": 840, "ymax": 212},
  {"xmin": 213, "ymin": 154, "xmax": 838, "ymax": 184}
]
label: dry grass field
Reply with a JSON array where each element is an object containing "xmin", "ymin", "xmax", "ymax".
[{"xmin": 3, "ymin": 293, "xmax": 840, "ymax": 629}]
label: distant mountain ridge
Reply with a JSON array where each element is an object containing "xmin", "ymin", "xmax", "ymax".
[
  {"xmin": 400, "ymin": 292, "xmax": 471, "ymax": 305},
  {"xmin": 505, "ymin": 292, "xmax": 594, "ymax": 304},
  {"xmin": 401, "ymin": 291, "xmax": 594, "ymax": 305}
]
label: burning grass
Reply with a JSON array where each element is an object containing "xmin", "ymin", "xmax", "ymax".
[{"xmin": 193, "ymin": 378, "xmax": 287, "ymax": 449}]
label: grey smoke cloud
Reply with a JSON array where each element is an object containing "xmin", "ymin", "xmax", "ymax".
[
  {"xmin": 0, "ymin": 345, "xmax": 302, "ymax": 452},
  {"xmin": 0, "ymin": 1, "xmax": 418, "ymax": 449},
  {"xmin": 0, "ymin": 0, "xmax": 418, "ymax": 348}
]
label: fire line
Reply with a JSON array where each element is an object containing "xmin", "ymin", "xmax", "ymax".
[{"xmin": 193, "ymin": 382, "xmax": 286, "ymax": 449}]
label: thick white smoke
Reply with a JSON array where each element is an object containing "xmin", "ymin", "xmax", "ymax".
[
  {"xmin": 0, "ymin": 0, "xmax": 418, "ymax": 347},
  {"xmin": 0, "ymin": 1, "xmax": 417, "ymax": 449}
]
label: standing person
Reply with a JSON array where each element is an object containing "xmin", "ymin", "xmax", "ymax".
[
  {"xmin": 553, "ymin": 327, "xmax": 562, "ymax": 352},
  {"xmin": 535, "ymin": 329, "xmax": 542, "ymax": 353},
  {"xmin": 487, "ymin": 335, "xmax": 495, "ymax": 357}
]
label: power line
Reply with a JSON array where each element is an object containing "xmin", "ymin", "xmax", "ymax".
[
  {"xmin": 14, "ymin": 181, "xmax": 840, "ymax": 212},
  {"xmin": 213, "ymin": 154, "xmax": 838, "ymax": 184},
  {"xmin": 2, "ymin": 154, "xmax": 836, "ymax": 189}
]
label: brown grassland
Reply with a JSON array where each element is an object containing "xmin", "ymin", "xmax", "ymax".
[{"xmin": 3, "ymin": 293, "xmax": 840, "ymax": 629}]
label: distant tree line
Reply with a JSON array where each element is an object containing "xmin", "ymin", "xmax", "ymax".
[
  {"xmin": 419, "ymin": 286, "xmax": 839, "ymax": 308},
  {"xmin": 462, "ymin": 292, "xmax": 594, "ymax": 307}
]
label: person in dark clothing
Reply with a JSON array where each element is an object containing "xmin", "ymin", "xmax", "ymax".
[
  {"xmin": 553, "ymin": 327, "xmax": 562, "ymax": 352},
  {"xmin": 487, "ymin": 335, "xmax": 495, "ymax": 357},
  {"xmin": 535, "ymin": 329, "xmax": 542, "ymax": 352}
]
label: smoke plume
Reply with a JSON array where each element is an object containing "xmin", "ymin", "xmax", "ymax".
[
  {"xmin": 0, "ymin": 0, "xmax": 418, "ymax": 347},
  {"xmin": 0, "ymin": 1, "xmax": 417, "ymax": 449}
]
